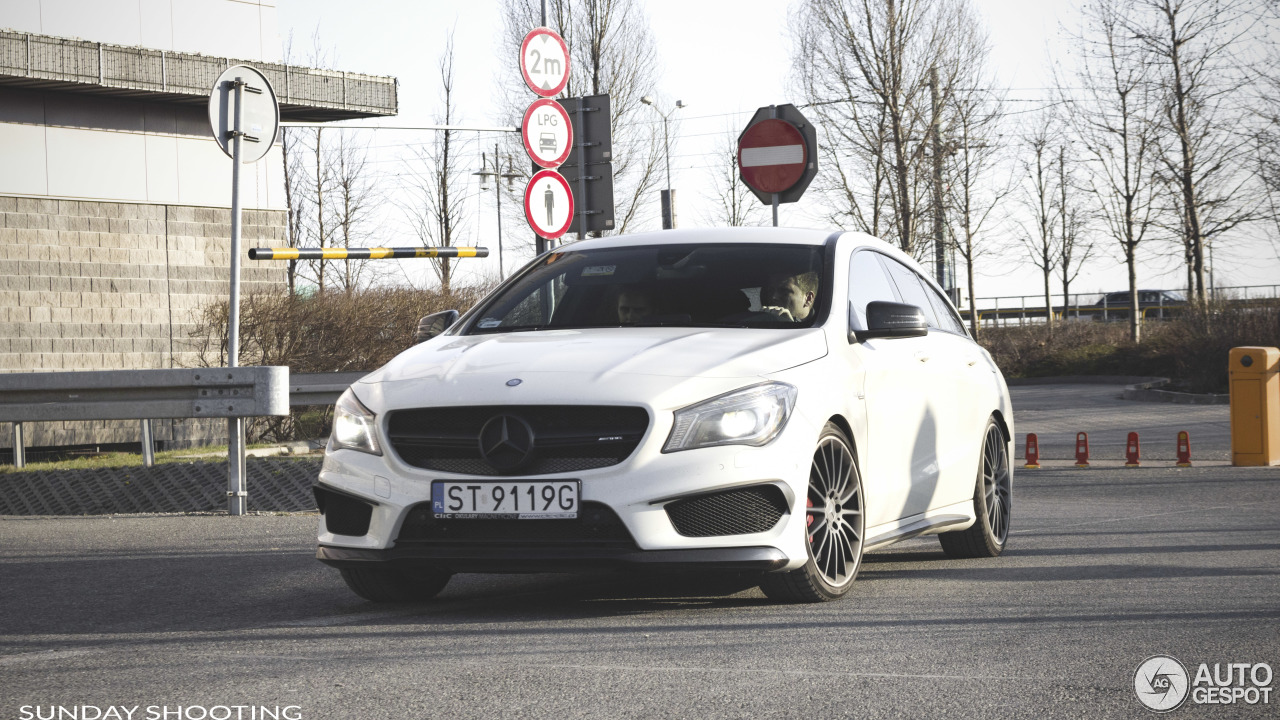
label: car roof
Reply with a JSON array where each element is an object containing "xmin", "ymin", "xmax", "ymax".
[{"xmin": 553, "ymin": 227, "xmax": 839, "ymax": 252}]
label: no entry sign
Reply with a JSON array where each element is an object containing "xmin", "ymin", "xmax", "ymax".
[
  {"xmin": 738, "ymin": 104, "xmax": 818, "ymax": 206},
  {"xmin": 520, "ymin": 27, "xmax": 570, "ymax": 98},
  {"xmin": 739, "ymin": 119, "xmax": 806, "ymax": 194},
  {"xmin": 524, "ymin": 169, "xmax": 574, "ymax": 240},
  {"xmin": 522, "ymin": 98, "xmax": 573, "ymax": 169}
]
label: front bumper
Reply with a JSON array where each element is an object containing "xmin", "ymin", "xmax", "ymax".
[{"xmin": 316, "ymin": 543, "xmax": 788, "ymax": 574}]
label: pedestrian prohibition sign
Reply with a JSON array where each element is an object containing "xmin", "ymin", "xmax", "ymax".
[{"xmin": 524, "ymin": 169, "xmax": 574, "ymax": 240}]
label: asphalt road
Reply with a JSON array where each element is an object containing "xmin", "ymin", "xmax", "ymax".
[
  {"xmin": 2, "ymin": 462, "xmax": 1278, "ymax": 719},
  {"xmin": 0, "ymin": 382, "xmax": 1276, "ymax": 719}
]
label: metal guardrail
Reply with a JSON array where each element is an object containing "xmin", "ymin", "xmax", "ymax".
[
  {"xmin": 0, "ymin": 367, "xmax": 290, "ymax": 469},
  {"xmin": 1, "ymin": 369, "xmax": 365, "ymax": 469},
  {"xmin": 290, "ymin": 372, "xmax": 368, "ymax": 406}
]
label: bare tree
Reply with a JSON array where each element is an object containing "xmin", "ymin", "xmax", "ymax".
[
  {"xmin": 403, "ymin": 32, "xmax": 470, "ymax": 295},
  {"xmin": 945, "ymin": 86, "xmax": 1011, "ymax": 338},
  {"xmin": 1055, "ymin": 145, "xmax": 1095, "ymax": 315},
  {"xmin": 329, "ymin": 133, "xmax": 380, "ymax": 293},
  {"xmin": 1069, "ymin": 0, "xmax": 1162, "ymax": 342},
  {"xmin": 790, "ymin": 0, "xmax": 987, "ymax": 258},
  {"xmin": 499, "ymin": 0, "xmax": 663, "ymax": 239},
  {"xmin": 1017, "ymin": 122, "xmax": 1060, "ymax": 329},
  {"xmin": 1127, "ymin": 0, "xmax": 1263, "ymax": 305},
  {"xmin": 280, "ymin": 126, "xmax": 307, "ymax": 295},
  {"xmin": 702, "ymin": 129, "xmax": 764, "ymax": 227}
]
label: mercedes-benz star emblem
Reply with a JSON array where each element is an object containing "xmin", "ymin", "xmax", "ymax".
[{"xmin": 478, "ymin": 415, "xmax": 536, "ymax": 472}]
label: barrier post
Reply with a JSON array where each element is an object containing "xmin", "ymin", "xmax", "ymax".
[
  {"xmin": 140, "ymin": 418, "xmax": 155, "ymax": 468},
  {"xmin": 1075, "ymin": 432, "xmax": 1090, "ymax": 468},
  {"xmin": 1176, "ymin": 430, "xmax": 1192, "ymax": 467},
  {"xmin": 1229, "ymin": 346, "xmax": 1280, "ymax": 466},
  {"xmin": 11, "ymin": 422, "xmax": 24, "ymax": 469},
  {"xmin": 1024, "ymin": 433, "xmax": 1040, "ymax": 469},
  {"xmin": 1125, "ymin": 432, "xmax": 1141, "ymax": 467}
]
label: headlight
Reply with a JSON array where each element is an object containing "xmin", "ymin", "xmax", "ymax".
[
  {"xmin": 330, "ymin": 388, "xmax": 382, "ymax": 455},
  {"xmin": 663, "ymin": 382, "xmax": 797, "ymax": 452}
]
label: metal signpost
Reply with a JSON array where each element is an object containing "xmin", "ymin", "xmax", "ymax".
[
  {"xmin": 519, "ymin": 26, "xmax": 572, "ymax": 251},
  {"xmin": 208, "ymin": 64, "xmax": 279, "ymax": 516},
  {"xmin": 559, "ymin": 94, "xmax": 615, "ymax": 237},
  {"xmin": 738, "ymin": 104, "xmax": 818, "ymax": 226}
]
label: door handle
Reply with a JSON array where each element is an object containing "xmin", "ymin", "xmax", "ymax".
[{"xmin": 914, "ymin": 351, "xmax": 930, "ymax": 363}]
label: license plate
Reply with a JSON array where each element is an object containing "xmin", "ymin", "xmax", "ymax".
[{"xmin": 431, "ymin": 480, "xmax": 580, "ymax": 519}]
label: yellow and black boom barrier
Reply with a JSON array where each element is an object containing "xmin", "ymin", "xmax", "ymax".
[{"xmin": 248, "ymin": 247, "xmax": 489, "ymax": 260}]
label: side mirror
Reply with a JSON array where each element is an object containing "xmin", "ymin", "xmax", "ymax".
[
  {"xmin": 413, "ymin": 309, "xmax": 459, "ymax": 345},
  {"xmin": 852, "ymin": 301, "xmax": 928, "ymax": 342}
]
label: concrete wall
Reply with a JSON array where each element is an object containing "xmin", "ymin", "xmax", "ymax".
[
  {"xmin": 0, "ymin": 195, "xmax": 289, "ymax": 450},
  {"xmin": 0, "ymin": 0, "xmax": 282, "ymax": 62},
  {"xmin": 0, "ymin": 86, "xmax": 285, "ymax": 211}
]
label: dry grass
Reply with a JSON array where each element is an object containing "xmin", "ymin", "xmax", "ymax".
[{"xmin": 979, "ymin": 300, "xmax": 1280, "ymax": 393}]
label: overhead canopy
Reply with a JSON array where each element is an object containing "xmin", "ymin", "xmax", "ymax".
[{"xmin": 0, "ymin": 29, "xmax": 397, "ymax": 121}]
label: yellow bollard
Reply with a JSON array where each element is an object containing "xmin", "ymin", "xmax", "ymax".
[{"xmin": 1229, "ymin": 346, "xmax": 1280, "ymax": 466}]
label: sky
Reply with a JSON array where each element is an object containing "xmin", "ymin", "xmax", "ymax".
[{"xmin": 274, "ymin": 0, "xmax": 1280, "ymax": 305}]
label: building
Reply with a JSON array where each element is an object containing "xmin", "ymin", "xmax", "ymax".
[{"xmin": 0, "ymin": 0, "xmax": 397, "ymax": 455}]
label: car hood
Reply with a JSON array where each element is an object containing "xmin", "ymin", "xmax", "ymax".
[{"xmin": 357, "ymin": 327, "xmax": 827, "ymax": 410}]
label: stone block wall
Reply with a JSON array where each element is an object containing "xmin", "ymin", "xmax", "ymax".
[{"xmin": 0, "ymin": 195, "xmax": 289, "ymax": 450}]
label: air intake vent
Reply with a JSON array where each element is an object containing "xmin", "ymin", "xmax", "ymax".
[
  {"xmin": 314, "ymin": 486, "xmax": 374, "ymax": 537},
  {"xmin": 396, "ymin": 501, "xmax": 636, "ymax": 548},
  {"xmin": 665, "ymin": 485, "xmax": 789, "ymax": 537}
]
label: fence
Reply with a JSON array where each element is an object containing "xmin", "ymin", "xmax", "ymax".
[
  {"xmin": 959, "ymin": 285, "xmax": 1280, "ymax": 329},
  {"xmin": 0, "ymin": 30, "xmax": 397, "ymax": 118}
]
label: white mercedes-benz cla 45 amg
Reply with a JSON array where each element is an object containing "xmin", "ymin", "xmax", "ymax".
[{"xmin": 314, "ymin": 228, "xmax": 1013, "ymax": 603}]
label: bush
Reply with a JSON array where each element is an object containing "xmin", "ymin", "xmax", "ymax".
[
  {"xmin": 979, "ymin": 300, "xmax": 1280, "ymax": 393},
  {"xmin": 188, "ymin": 285, "xmax": 493, "ymax": 441}
]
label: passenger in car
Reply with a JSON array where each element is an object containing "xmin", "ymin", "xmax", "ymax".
[
  {"xmin": 617, "ymin": 285, "xmax": 655, "ymax": 324},
  {"xmin": 761, "ymin": 272, "xmax": 819, "ymax": 322}
]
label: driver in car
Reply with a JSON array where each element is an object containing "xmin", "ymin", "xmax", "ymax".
[
  {"xmin": 617, "ymin": 285, "xmax": 655, "ymax": 324},
  {"xmin": 760, "ymin": 272, "xmax": 818, "ymax": 322}
]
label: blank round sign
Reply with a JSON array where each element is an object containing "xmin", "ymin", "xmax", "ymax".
[{"xmin": 208, "ymin": 64, "xmax": 280, "ymax": 164}]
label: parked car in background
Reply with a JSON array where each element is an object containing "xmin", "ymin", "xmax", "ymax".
[
  {"xmin": 1094, "ymin": 289, "xmax": 1187, "ymax": 320},
  {"xmin": 314, "ymin": 228, "xmax": 1014, "ymax": 604}
]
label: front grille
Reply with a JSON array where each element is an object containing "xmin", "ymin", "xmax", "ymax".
[
  {"xmin": 665, "ymin": 485, "xmax": 790, "ymax": 537},
  {"xmin": 386, "ymin": 405, "xmax": 649, "ymax": 476},
  {"xmin": 395, "ymin": 500, "xmax": 637, "ymax": 548}
]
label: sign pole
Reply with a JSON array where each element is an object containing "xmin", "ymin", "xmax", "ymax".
[{"xmin": 227, "ymin": 76, "xmax": 247, "ymax": 517}]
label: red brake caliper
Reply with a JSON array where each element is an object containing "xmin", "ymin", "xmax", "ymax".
[{"xmin": 806, "ymin": 497, "xmax": 815, "ymax": 543}]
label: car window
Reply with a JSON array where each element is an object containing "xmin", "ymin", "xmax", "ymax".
[
  {"xmin": 923, "ymin": 284, "xmax": 966, "ymax": 335},
  {"xmin": 880, "ymin": 257, "xmax": 940, "ymax": 328},
  {"xmin": 847, "ymin": 251, "xmax": 900, "ymax": 330},
  {"xmin": 464, "ymin": 243, "xmax": 828, "ymax": 332}
]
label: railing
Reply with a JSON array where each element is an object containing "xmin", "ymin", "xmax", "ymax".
[
  {"xmin": 958, "ymin": 285, "xmax": 1280, "ymax": 328},
  {"xmin": 0, "ymin": 30, "xmax": 398, "ymax": 120},
  {"xmin": 1, "ymin": 370, "xmax": 365, "ymax": 469}
]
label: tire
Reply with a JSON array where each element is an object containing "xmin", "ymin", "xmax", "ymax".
[
  {"xmin": 761, "ymin": 423, "xmax": 865, "ymax": 603},
  {"xmin": 939, "ymin": 418, "xmax": 1011, "ymax": 559},
  {"xmin": 339, "ymin": 565, "xmax": 452, "ymax": 602}
]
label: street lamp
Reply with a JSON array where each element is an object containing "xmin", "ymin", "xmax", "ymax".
[
  {"xmin": 641, "ymin": 96, "xmax": 686, "ymax": 229},
  {"xmin": 473, "ymin": 144, "xmax": 522, "ymax": 278}
]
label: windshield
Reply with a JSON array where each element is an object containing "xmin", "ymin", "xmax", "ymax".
[{"xmin": 464, "ymin": 243, "xmax": 828, "ymax": 333}]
